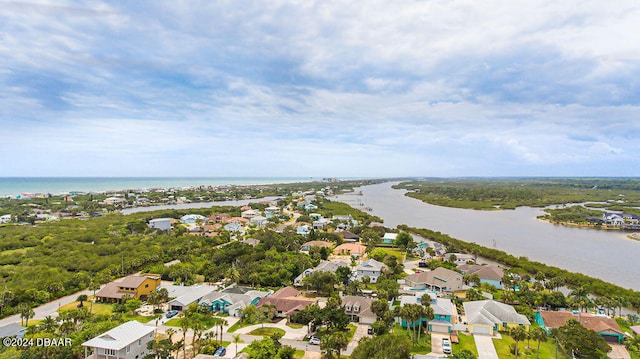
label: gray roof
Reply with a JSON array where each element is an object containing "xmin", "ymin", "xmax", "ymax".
[
  {"xmin": 0, "ymin": 323, "xmax": 25, "ymax": 338},
  {"xmin": 431, "ymin": 298, "xmax": 454, "ymax": 316},
  {"xmin": 166, "ymin": 285, "xmax": 218, "ymax": 308},
  {"xmin": 82, "ymin": 321, "xmax": 154, "ymax": 350},
  {"xmin": 463, "ymin": 300, "xmax": 530, "ymax": 326},
  {"xmin": 356, "ymin": 259, "xmax": 387, "ymax": 272}
]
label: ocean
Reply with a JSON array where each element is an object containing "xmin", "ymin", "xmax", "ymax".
[{"xmin": 0, "ymin": 177, "xmax": 314, "ymax": 197}]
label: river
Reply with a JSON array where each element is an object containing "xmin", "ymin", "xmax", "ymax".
[{"xmin": 335, "ymin": 182, "xmax": 640, "ymax": 290}]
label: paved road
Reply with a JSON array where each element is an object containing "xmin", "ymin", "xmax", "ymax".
[
  {"xmin": 0, "ymin": 288, "xmax": 92, "ymax": 327},
  {"xmin": 474, "ymin": 334, "xmax": 499, "ymax": 359}
]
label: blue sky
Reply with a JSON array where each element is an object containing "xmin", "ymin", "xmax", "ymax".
[{"xmin": 1, "ymin": 1, "xmax": 639, "ymax": 177}]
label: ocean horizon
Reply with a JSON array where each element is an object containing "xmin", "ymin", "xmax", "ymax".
[{"xmin": 0, "ymin": 177, "xmax": 319, "ymax": 197}]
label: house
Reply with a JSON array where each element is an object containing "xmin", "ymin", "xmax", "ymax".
[
  {"xmin": 200, "ymin": 288, "xmax": 270, "ymax": 317},
  {"xmin": 294, "ymin": 260, "xmax": 350, "ymax": 286},
  {"xmin": 404, "ymin": 267, "xmax": 464, "ymax": 293},
  {"xmin": 312, "ymin": 218, "xmax": 331, "ymax": 230},
  {"xmin": 257, "ymin": 286, "xmax": 318, "ymax": 318},
  {"xmin": 457, "ymin": 264, "xmax": 505, "ymax": 289},
  {"xmin": 300, "ymin": 240, "xmax": 334, "ymax": 251},
  {"xmin": 241, "ymin": 238, "xmax": 260, "ymax": 246},
  {"xmin": 337, "ymin": 231, "xmax": 359, "ymax": 242},
  {"xmin": 296, "ymin": 225, "xmax": 311, "ymax": 236},
  {"xmin": 603, "ymin": 212, "xmax": 624, "ymax": 226},
  {"xmin": 249, "ymin": 216, "xmax": 268, "ymax": 227},
  {"xmin": 82, "ymin": 320, "xmax": 154, "ymax": 359},
  {"xmin": 333, "ymin": 243, "xmax": 366, "ymax": 258},
  {"xmin": 398, "ymin": 294, "xmax": 454, "ymax": 333},
  {"xmin": 207, "ymin": 213, "xmax": 230, "ymax": 223},
  {"xmin": 382, "ymin": 233, "xmax": 397, "ymax": 244},
  {"xmin": 631, "ymin": 325, "xmax": 640, "ymax": 335},
  {"xmin": 444, "ymin": 253, "xmax": 475, "ymax": 265},
  {"xmin": 104, "ymin": 197, "xmax": 126, "ymax": 206},
  {"xmin": 304, "ymin": 204, "xmax": 317, "ymax": 211},
  {"xmin": 148, "ymin": 218, "xmax": 172, "ymax": 230},
  {"xmin": 342, "ymin": 295, "xmax": 376, "ymax": 324},
  {"xmin": 463, "ymin": 300, "xmax": 530, "ymax": 335},
  {"xmin": 264, "ymin": 206, "xmax": 280, "ymax": 218},
  {"xmin": 535, "ymin": 310, "xmax": 624, "ymax": 343},
  {"xmin": 95, "ymin": 274, "xmax": 162, "ymax": 302},
  {"xmin": 241, "ymin": 209, "xmax": 261, "ymax": 219},
  {"xmin": 180, "ymin": 214, "xmax": 206, "ymax": 224},
  {"xmin": 164, "ymin": 285, "xmax": 218, "ymax": 312},
  {"xmin": 356, "ymin": 259, "xmax": 387, "ymax": 284},
  {"xmin": 0, "ymin": 214, "xmax": 11, "ymax": 224},
  {"xmin": 0, "ymin": 323, "xmax": 25, "ymax": 339}
]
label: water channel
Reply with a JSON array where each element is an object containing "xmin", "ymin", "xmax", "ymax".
[{"xmin": 335, "ymin": 182, "xmax": 640, "ymax": 290}]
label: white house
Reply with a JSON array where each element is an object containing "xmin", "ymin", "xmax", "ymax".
[
  {"xmin": 180, "ymin": 214, "xmax": 206, "ymax": 224},
  {"xmin": 82, "ymin": 320, "xmax": 155, "ymax": 359},
  {"xmin": 148, "ymin": 218, "xmax": 172, "ymax": 230},
  {"xmin": 356, "ymin": 259, "xmax": 387, "ymax": 283},
  {"xmin": 241, "ymin": 209, "xmax": 261, "ymax": 219},
  {"xmin": 250, "ymin": 216, "xmax": 268, "ymax": 227},
  {"xmin": 0, "ymin": 215, "xmax": 11, "ymax": 224}
]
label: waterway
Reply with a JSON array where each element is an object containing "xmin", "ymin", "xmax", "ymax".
[{"xmin": 335, "ymin": 182, "xmax": 640, "ymax": 290}]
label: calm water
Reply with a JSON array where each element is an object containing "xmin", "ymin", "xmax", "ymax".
[
  {"xmin": 336, "ymin": 182, "xmax": 640, "ymax": 290},
  {"xmin": 0, "ymin": 177, "xmax": 312, "ymax": 197}
]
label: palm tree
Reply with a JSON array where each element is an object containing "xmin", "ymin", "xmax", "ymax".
[
  {"xmin": 529, "ymin": 326, "xmax": 548, "ymax": 359},
  {"xmin": 40, "ymin": 315, "xmax": 57, "ymax": 333},
  {"xmin": 18, "ymin": 303, "xmax": 34, "ymax": 327},
  {"xmin": 180, "ymin": 317, "xmax": 190, "ymax": 359},
  {"xmin": 568, "ymin": 286, "xmax": 589, "ymax": 322},
  {"xmin": 510, "ymin": 325, "xmax": 528, "ymax": 357},
  {"xmin": 233, "ymin": 334, "xmax": 241, "ymax": 357},
  {"xmin": 77, "ymin": 294, "xmax": 88, "ymax": 308}
]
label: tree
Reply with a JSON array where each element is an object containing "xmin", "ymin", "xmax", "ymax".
[
  {"xmin": 18, "ymin": 303, "xmax": 34, "ymax": 327},
  {"xmin": 321, "ymin": 331, "xmax": 349, "ymax": 359},
  {"xmin": 125, "ymin": 298, "xmax": 143, "ymax": 315},
  {"xmin": 568, "ymin": 286, "xmax": 590, "ymax": 322},
  {"xmin": 555, "ymin": 318, "xmax": 611, "ymax": 358},
  {"xmin": 466, "ymin": 287, "xmax": 484, "ymax": 301},
  {"xmin": 303, "ymin": 270, "xmax": 337, "ymax": 296},
  {"xmin": 233, "ymin": 334, "xmax": 241, "ymax": 357},
  {"xmin": 336, "ymin": 266, "xmax": 352, "ymax": 285},
  {"xmin": 77, "ymin": 294, "xmax": 88, "ymax": 308},
  {"xmin": 394, "ymin": 232, "xmax": 413, "ymax": 249},
  {"xmin": 510, "ymin": 325, "xmax": 528, "ymax": 357},
  {"xmin": 451, "ymin": 350, "xmax": 477, "ymax": 359},
  {"xmin": 529, "ymin": 326, "xmax": 548, "ymax": 359},
  {"xmin": 376, "ymin": 279, "xmax": 399, "ymax": 302},
  {"xmin": 350, "ymin": 334, "xmax": 411, "ymax": 359}
]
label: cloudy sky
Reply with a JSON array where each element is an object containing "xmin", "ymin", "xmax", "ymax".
[{"xmin": 1, "ymin": 1, "xmax": 639, "ymax": 177}]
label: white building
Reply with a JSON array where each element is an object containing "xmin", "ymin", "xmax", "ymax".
[
  {"xmin": 148, "ymin": 218, "xmax": 172, "ymax": 230},
  {"xmin": 0, "ymin": 215, "xmax": 11, "ymax": 224},
  {"xmin": 82, "ymin": 320, "xmax": 154, "ymax": 359}
]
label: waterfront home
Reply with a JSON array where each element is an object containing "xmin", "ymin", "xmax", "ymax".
[
  {"xmin": 464, "ymin": 300, "xmax": 530, "ymax": 335},
  {"xmin": 104, "ymin": 197, "xmax": 126, "ymax": 206},
  {"xmin": 96, "ymin": 274, "xmax": 161, "ymax": 303},
  {"xmin": 199, "ymin": 288, "xmax": 269, "ymax": 317},
  {"xmin": 300, "ymin": 240, "xmax": 334, "ymax": 251},
  {"xmin": 356, "ymin": 259, "xmax": 387, "ymax": 283},
  {"xmin": 457, "ymin": 264, "xmax": 505, "ymax": 289},
  {"xmin": 383, "ymin": 233, "xmax": 397, "ymax": 244},
  {"xmin": 82, "ymin": 320, "xmax": 154, "ymax": 359},
  {"xmin": 294, "ymin": 260, "xmax": 350, "ymax": 286},
  {"xmin": 249, "ymin": 215, "xmax": 268, "ymax": 227},
  {"xmin": 342, "ymin": 295, "xmax": 376, "ymax": 324},
  {"xmin": 535, "ymin": 310, "xmax": 624, "ymax": 343},
  {"xmin": 312, "ymin": 218, "xmax": 331, "ymax": 230},
  {"xmin": 148, "ymin": 218, "xmax": 172, "ymax": 230},
  {"xmin": 404, "ymin": 267, "xmax": 464, "ymax": 293},
  {"xmin": 334, "ymin": 243, "xmax": 367, "ymax": 258},
  {"xmin": 241, "ymin": 209, "xmax": 261, "ymax": 219},
  {"xmin": 163, "ymin": 285, "xmax": 218, "ymax": 312},
  {"xmin": 180, "ymin": 214, "xmax": 206, "ymax": 224},
  {"xmin": 207, "ymin": 213, "xmax": 230, "ymax": 223},
  {"xmin": 444, "ymin": 253, "xmax": 475, "ymax": 265},
  {"xmin": 398, "ymin": 294, "xmax": 454, "ymax": 333},
  {"xmin": 257, "ymin": 286, "xmax": 318, "ymax": 319}
]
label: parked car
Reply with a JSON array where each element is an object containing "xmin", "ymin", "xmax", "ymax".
[
  {"xmin": 213, "ymin": 346, "xmax": 226, "ymax": 357},
  {"xmin": 165, "ymin": 310, "xmax": 179, "ymax": 318},
  {"xmin": 418, "ymin": 261, "xmax": 428, "ymax": 268},
  {"xmin": 367, "ymin": 327, "xmax": 374, "ymax": 335},
  {"xmin": 442, "ymin": 338, "xmax": 452, "ymax": 354},
  {"xmin": 309, "ymin": 336, "xmax": 321, "ymax": 345}
]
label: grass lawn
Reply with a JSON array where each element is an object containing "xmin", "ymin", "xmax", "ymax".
[
  {"xmin": 164, "ymin": 316, "xmax": 219, "ymax": 328},
  {"xmin": 616, "ymin": 317, "xmax": 635, "ymax": 334},
  {"xmin": 59, "ymin": 301, "xmax": 113, "ymax": 316},
  {"xmin": 317, "ymin": 324, "xmax": 358, "ymax": 343},
  {"xmin": 123, "ymin": 313, "xmax": 155, "ymax": 323},
  {"xmin": 293, "ymin": 349, "xmax": 305, "ymax": 359},
  {"xmin": 453, "ymin": 332, "xmax": 478, "ymax": 356},
  {"xmin": 286, "ymin": 322, "xmax": 304, "ymax": 329},
  {"xmin": 392, "ymin": 324, "xmax": 431, "ymax": 354},
  {"xmin": 493, "ymin": 333, "xmax": 569, "ymax": 358},
  {"xmin": 248, "ymin": 327, "xmax": 286, "ymax": 337}
]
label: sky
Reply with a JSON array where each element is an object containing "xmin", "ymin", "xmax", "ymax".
[{"xmin": 1, "ymin": 1, "xmax": 639, "ymax": 178}]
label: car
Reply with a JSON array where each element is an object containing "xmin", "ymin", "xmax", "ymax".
[
  {"xmin": 309, "ymin": 336, "xmax": 321, "ymax": 345},
  {"xmin": 165, "ymin": 310, "xmax": 179, "ymax": 318},
  {"xmin": 367, "ymin": 327, "xmax": 374, "ymax": 335},
  {"xmin": 418, "ymin": 261, "xmax": 428, "ymax": 268},
  {"xmin": 213, "ymin": 347, "xmax": 226, "ymax": 357},
  {"xmin": 442, "ymin": 338, "xmax": 452, "ymax": 354}
]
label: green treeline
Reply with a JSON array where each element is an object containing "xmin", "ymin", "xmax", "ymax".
[
  {"xmin": 399, "ymin": 225, "xmax": 640, "ymax": 309},
  {"xmin": 394, "ymin": 178, "xmax": 640, "ymax": 210}
]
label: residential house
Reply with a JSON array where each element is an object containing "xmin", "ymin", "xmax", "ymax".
[
  {"xmin": 296, "ymin": 224, "xmax": 311, "ymax": 236},
  {"xmin": 457, "ymin": 264, "xmax": 505, "ymax": 289},
  {"xmin": 241, "ymin": 238, "xmax": 260, "ymax": 246},
  {"xmin": 264, "ymin": 206, "xmax": 280, "ymax": 218},
  {"xmin": 0, "ymin": 214, "xmax": 12, "ymax": 224},
  {"xmin": 337, "ymin": 231, "xmax": 359, "ymax": 242},
  {"xmin": 631, "ymin": 325, "xmax": 640, "ymax": 335},
  {"xmin": 444, "ymin": 253, "xmax": 475, "ymax": 265},
  {"xmin": 300, "ymin": 240, "xmax": 334, "ymax": 251},
  {"xmin": 294, "ymin": 260, "xmax": 350, "ymax": 286},
  {"xmin": 249, "ymin": 215, "xmax": 268, "ymax": 227},
  {"xmin": 207, "ymin": 213, "xmax": 230, "ymax": 223},
  {"xmin": 165, "ymin": 285, "xmax": 218, "ymax": 312},
  {"xmin": 312, "ymin": 218, "xmax": 331, "ymax": 230},
  {"xmin": 241, "ymin": 209, "xmax": 261, "ymax": 219},
  {"xmin": 382, "ymin": 233, "xmax": 397, "ymax": 244},
  {"xmin": 257, "ymin": 286, "xmax": 318, "ymax": 319},
  {"xmin": 463, "ymin": 300, "xmax": 530, "ymax": 335},
  {"xmin": 96, "ymin": 274, "xmax": 161, "ymax": 302},
  {"xmin": 342, "ymin": 295, "xmax": 376, "ymax": 324},
  {"xmin": 180, "ymin": 214, "xmax": 206, "ymax": 224},
  {"xmin": 148, "ymin": 218, "xmax": 172, "ymax": 230},
  {"xmin": 104, "ymin": 197, "xmax": 126, "ymax": 206},
  {"xmin": 356, "ymin": 259, "xmax": 387, "ymax": 284},
  {"xmin": 200, "ymin": 288, "xmax": 269, "ymax": 317},
  {"xmin": 304, "ymin": 204, "xmax": 317, "ymax": 211},
  {"xmin": 82, "ymin": 320, "xmax": 154, "ymax": 359},
  {"xmin": 333, "ymin": 243, "xmax": 366, "ymax": 258},
  {"xmin": 404, "ymin": 267, "xmax": 464, "ymax": 293},
  {"xmin": 398, "ymin": 294, "xmax": 454, "ymax": 333},
  {"xmin": 535, "ymin": 310, "xmax": 624, "ymax": 343}
]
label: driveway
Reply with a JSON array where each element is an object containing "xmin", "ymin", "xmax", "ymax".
[
  {"xmin": 609, "ymin": 343, "xmax": 631, "ymax": 359},
  {"xmin": 429, "ymin": 332, "xmax": 449, "ymax": 356},
  {"xmin": 473, "ymin": 334, "xmax": 499, "ymax": 359}
]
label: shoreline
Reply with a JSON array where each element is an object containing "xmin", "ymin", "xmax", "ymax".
[{"xmin": 537, "ymin": 217, "xmax": 640, "ymax": 238}]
